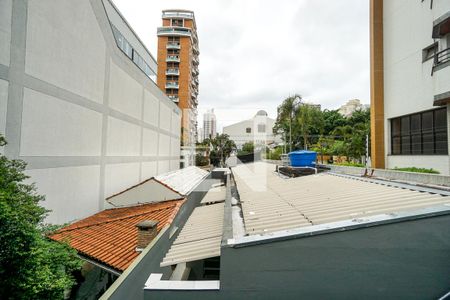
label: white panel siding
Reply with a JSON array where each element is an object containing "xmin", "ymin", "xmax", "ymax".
[
  {"xmin": 104, "ymin": 162, "xmax": 140, "ymax": 198},
  {"xmin": 141, "ymin": 161, "xmax": 158, "ymax": 179},
  {"xmin": 109, "ymin": 61, "xmax": 143, "ymax": 119},
  {"xmin": 171, "ymin": 111, "xmax": 181, "ymax": 137},
  {"xmin": 25, "ymin": 0, "xmax": 105, "ymax": 103},
  {"xmin": 0, "ymin": 0, "xmax": 12, "ymax": 66},
  {"xmin": 142, "ymin": 128, "xmax": 158, "ymax": 156},
  {"xmin": 158, "ymin": 160, "xmax": 170, "ymax": 174},
  {"xmin": 26, "ymin": 165, "xmax": 101, "ymax": 224},
  {"xmin": 171, "ymin": 137, "xmax": 180, "ymax": 157},
  {"xmin": 143, "ymin": 89, "xmax": 159, "ymax": 126},
  {"xmin": 159, "ymin": 104, "xmax": 171, "ymax": 132},
  {"xmin": 106, "ymin": 117, "xmax": 141, "ymax": 156},
  {"xmin": 158, "ymin": 134, "xmax": 170, "ymax": 157},
  {"xmin": 20, "ymin": 88, "xmax": 102, "ymax": 156}
]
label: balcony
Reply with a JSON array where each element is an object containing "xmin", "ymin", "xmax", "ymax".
[
  {"xmin": 166, "ymin": 68, "xmax": 180, "ymax": 76},
  {"xmin": 157, "ymin": 27, "xmax": 191, "ymax": 37},
  {"xmin": 166, "ymin": 55, "xmax": 180, "ymax": 63},
  {"xmin": 168, "ymin": 95, "xmax": 179, "ymax": 103},
  {"xmin": 434, "ymin": 48, "xmax": 450, "ymax": 70},
  {"xmin": 167, "ymin": 42, "xmax": 181, "ymax": 50},
  {"xmin": 162, "ymin": 10, "xmax": 194, "ymax": 19},
  {"xmin": 165, "ymin": 82, "xmax": 179, "ymax": 89}
]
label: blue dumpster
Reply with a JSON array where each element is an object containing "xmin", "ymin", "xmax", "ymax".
[{"xmin": 288, "ymin": 150, "xmax": 317, "ymax": 167}]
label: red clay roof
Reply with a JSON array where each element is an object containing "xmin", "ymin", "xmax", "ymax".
[{"xmin": 49, "ymin": 199, "xmax": 185, "ymax": 272}]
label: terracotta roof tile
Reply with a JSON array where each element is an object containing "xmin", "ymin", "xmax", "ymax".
[{"xmin": 49, "ymin": 199, "xmax": 185, "ymax": 272}]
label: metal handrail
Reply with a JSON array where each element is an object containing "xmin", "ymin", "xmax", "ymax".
[{"xmin": 434, "ymin": 47, "xmax": 450, "ymax": 66}]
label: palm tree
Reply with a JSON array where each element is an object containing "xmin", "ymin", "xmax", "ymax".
[{"xmin": 274, "ymin": 94, "xmax": 302, "ymax": 152}]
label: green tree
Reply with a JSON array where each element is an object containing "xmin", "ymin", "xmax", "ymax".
[
  {"xmin": 274, "ymin": 94, "xmax": 302, "ymax": 152},
  {"xmin": 0, "ymin": 135, "xmax": 81, "ymax": 300},
  {"xmin": 322, "ymin": 109, "xmax": 348, "ymax": 135},
  {"xmin": 241, "ymin": 142, "xmax": 254, "ymax": 154},
  {"xmin": 206, "ymin": 134, "xmax": 236, "ymax": 167},
  {"xmin": 297, "ymin": 104, "xmax": 324, "ymax": 149}
]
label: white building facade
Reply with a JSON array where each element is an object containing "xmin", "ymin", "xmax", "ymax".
[
  {"xmin": 371, "ymin": 0, "xmax": 450, "ymax": 175},
  {"xmin": 223, "ymin": 110, "xmax": 281, "ymax": 149},
  {"xmin": 0, "ymin": 0, "xmax": 181, "ymax": 224}
]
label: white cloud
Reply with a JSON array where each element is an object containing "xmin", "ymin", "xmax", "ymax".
[{"xmin": 112, "ymin": 0, "xmax": 369, "ymax": 132}]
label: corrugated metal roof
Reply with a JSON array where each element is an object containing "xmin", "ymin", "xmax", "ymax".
[
  {"xmin": 50, "ymin": 200, "xmax": 184, "ymax": 272},
  {"xmin": 161, "ymin": 202, "xmax": 224, "ymax": 267},
  {"xmin": 200, "ymin": 186, "xmax": 226, "ymax": 204},
  {"xmin": 155, "ymin": 166, "xmax": 209, "ymax": 196},
  {"xmin": 233, "ymin": 162, "xmax": 450, "ymax": 236}
]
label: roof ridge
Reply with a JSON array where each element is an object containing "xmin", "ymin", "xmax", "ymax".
[{"xmin": 55, "ymin": 200, "xmax": 183, "ymax": 233}]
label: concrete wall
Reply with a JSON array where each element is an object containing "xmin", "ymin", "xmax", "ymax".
[
  {"xmin": 383, "ymin": 0, "xmax": 450, "ymax": 174},
  {"xmin": 0, "ymin": 0, "xmax": 181, "ymax": 224},
  {"xmin": 218, "ymin": 215, "xmax": 450, "ymax": 300},
  {"xmin": 140, "ymin": 215, "xmax": 450, "ymax": 300},
  {"xmin": 326, "ymin": 164, "xmax": 450, "ymax": 186}
]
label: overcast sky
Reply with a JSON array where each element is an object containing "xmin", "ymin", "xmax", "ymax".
[{"xmin": 112, "ymin": 0, "xmax": 370, "ymax": 132}]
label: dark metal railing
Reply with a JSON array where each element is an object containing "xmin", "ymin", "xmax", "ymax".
[{"xmin": 434, "ymin": 48, "xmax": 450, "ymax": 67}]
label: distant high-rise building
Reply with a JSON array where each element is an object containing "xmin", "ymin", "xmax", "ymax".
[
  {"xmin": 203, "ymin": 109, "xmax": 217, "ymax": 140},
  {"xmin": 338, "ymin": 99, "xmax": 368, "ymax": 117},
  {"xmin": 157, "ymin": 9, "xmax": 199, "ymax": 166},
  {"xmin": 197, "ymin": 127, "xmax": 204, "ymax": 143}
]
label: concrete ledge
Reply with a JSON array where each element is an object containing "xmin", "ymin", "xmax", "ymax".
[{"xmin": 325, "ymin": 165, "xmax": 450, "ymax": 187}]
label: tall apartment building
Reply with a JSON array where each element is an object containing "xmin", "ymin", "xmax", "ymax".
[
  {"xmin": 203, "ymin": 109, "xmax": 217, "ymax": 140},
  {"xmin": 0, "ymin": 0, "xmax": 181, "ymax": 224},
  {"xmin": 157, "ymin": 10, "xmax": 199, "ymax": 150},
  {"xmin": 370, "ymin": 0, "xmax": 450, "ymax": 175}
]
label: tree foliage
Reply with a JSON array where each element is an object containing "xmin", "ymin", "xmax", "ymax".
[
  {"xmin": 240, "ymin": 142, "xmax": 255, "ymax": 154},
  {"xmin": 0, "ymin": 135, "xmax": 81, "ymax": 300},
  {"xmin": 204, "ymin": 134, "xmax": 236, "ymax": 167},
  {"xmin": 275, "ymin": 95, "xmax": 371, "ymax": 162}
]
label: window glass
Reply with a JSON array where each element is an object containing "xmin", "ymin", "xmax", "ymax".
[
  {"xmin": 257, "ymin": 124, "xmax": 266, "ymax": 133},
  {"xmin": 422, "ymin": 111, "xmax": 433, "ymax": 132},
  {"xmin": 434, "ymin": 108, "xmax": 447, "ymax": 132},
  {"xmin": 401, "ymin": 116, "xmax": 410, "ymax": 136},
  {"xmin": 410, "ymin": 114, "xmax": 421, "ymax": 134},
  {"xmin": 435, "ymin": 132, "xmax": 448, "ymax": 155},
  {"xmin": 246, "ymin": 127, "xmax": 251, "ymax": 133},
  {"xmin": 391, "ymin": 118, "xmax": 401, "ymax": 136},
  {"xmin": 391, "ymin": 108, "xmax": 448, "ymax": 155},
  {"xmin": 411, "ymin": 134, "xmax": 421, "ymax": 154},
  {"xmin": 401, "ymin": 136, "xmax": 411, "ymax": 154},
  {"xmin": 392, "ymin": 137, "xmax": 401, "ymax": 154},
  {"xmin": 422, "ymin": 133, "xmax": 434, "ymax": 154}
]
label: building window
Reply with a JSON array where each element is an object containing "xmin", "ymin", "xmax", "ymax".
[
  {"xmin": 390, "ymin": 108, "xmax": 448, "ymax": 155},
  {"xmin": 422, "ymin": 43, "xmax": 437, "ymax": 62},
  {"xmin": 246, "ymin": 127, "xmax": 251, "ymax": 133},
  {"xmin": 171, "ymin": 19, "xmax": 183, "ymax": 27},
  {"xmin": 257, "ymin": 124, "xmax": 266, "ymax": 133},
  {"xmin": 111, "ymin": 25, "xmax": 157, "ymax": 83}
]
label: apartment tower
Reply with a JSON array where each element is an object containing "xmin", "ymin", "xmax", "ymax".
[
  {"xmin": 370, "ymin": 0, "xmax": 450, "ymax": 175},
  {"xmin": 157, "ymin": 10, "xmax": 199, "ymax": 152}
]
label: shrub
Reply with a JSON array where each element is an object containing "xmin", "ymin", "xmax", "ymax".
[{"xmin": 392, "ymin": 167, "xmax": 440, "ymax": 174}]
